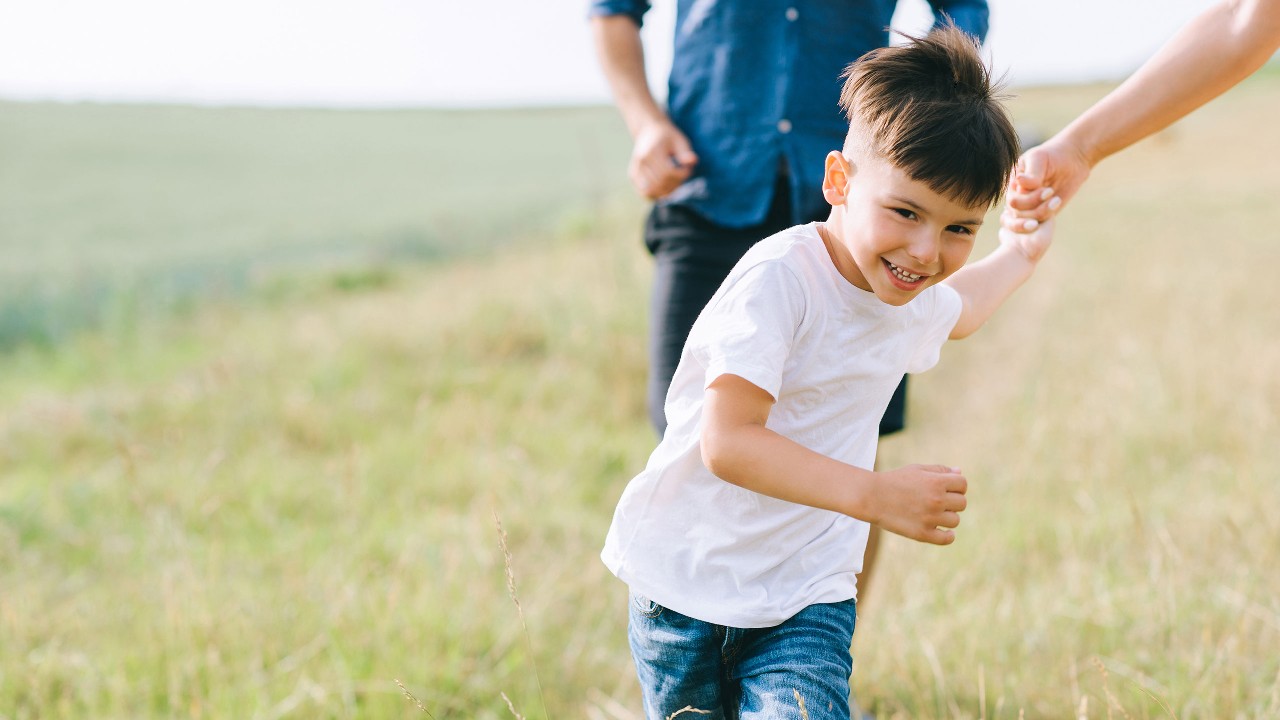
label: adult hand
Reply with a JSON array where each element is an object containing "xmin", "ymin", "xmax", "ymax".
[
  {"xmin": 629, "ymin": 118, "xmax": 698, "ymax": 200},
  {"xmin": 1002, "ymin": 139, "xmax": 1092, "ymax": 232}
]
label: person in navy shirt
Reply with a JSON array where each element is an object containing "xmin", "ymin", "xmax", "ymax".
[{"xmin": 589, "ymin": 0, "xmax": 989, "ymax": 610}]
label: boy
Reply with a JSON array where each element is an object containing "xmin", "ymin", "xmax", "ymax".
[{"xmin": 601, "ymin": 26, "xmax": 1053, "ymax": 719}]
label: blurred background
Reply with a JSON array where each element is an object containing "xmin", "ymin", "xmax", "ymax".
[
  {"xmin": 2, "ymin": 1, "xmax": 1279, "ymax": 719},
  {"xmin": 0, "ymin": 0, "xmax": 1231, "ymax": 107},
  {"xmin": 0, "ymin": 0, "xmax": 1244, "ymax": 347}
]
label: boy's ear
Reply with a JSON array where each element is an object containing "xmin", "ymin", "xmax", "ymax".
[{"xmin": 822, "ymin": 151, "xmax": 851, "ymax": 205}]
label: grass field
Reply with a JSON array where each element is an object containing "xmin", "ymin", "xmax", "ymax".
[
  {"xmin": 2, "ymin": 74, "xmax": 1279, "ymax": 719},
  {"xmin": 0, "ymin": 101, "xmax": 632, "ymax": 349}
]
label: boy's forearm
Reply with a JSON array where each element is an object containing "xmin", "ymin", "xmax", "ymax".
[
  {"xmin": 944, "ymin": 244, "xmax": 1037, "ymax": 339},
  {"xmin": 701, "ymin": 422, "xmax": 878, "ymax": 522},
  {"xmin": 702, "ymin": 375, "xmax": 968, "ymax": 546}
]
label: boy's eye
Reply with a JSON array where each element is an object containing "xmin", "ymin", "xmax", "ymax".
[
  {"xmin": 946, "ymin": 225, "xmax": 974, "ymax": 235},
  {"xmin": 893, "ymin": 208, "xmax": 917, "ymax": 220}
]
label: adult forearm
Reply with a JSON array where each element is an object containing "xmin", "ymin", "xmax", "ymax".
[
  {"xmin": 1057, "ymin": 0, "xmax": 1280, "ymax": 167},
  {"xmin": 591, "ymin": 15, "xmax": 667, "ymax": 137}
]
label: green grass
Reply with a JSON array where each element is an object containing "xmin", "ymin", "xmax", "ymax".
[
  {"xmin": 0, "ymin": 221, "xmax": 652, "ymax": 718},
  {"xmin": 2, "ymin": 76, "xmax": 1280, "ymax": 718},
  {"xmin": 0, "ymin": 102, "xmax": 631, "ymax": 348}
]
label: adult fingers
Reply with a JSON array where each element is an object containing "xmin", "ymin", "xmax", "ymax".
[
  {"xmin": 1007, "ymin": 185, "xmax": 1056, "ymax": 214},
  {"xmin": 1015, "ymin": 148, "xmax": 1049, "ymax": 190},
  {"xmin": 658, "ymin": 158, "xmax": 694, "ymax": 188},
  {"xmin": 670, "ymin": 135, "xmax": 699, "ymax": 170},
  {"xmin": 628, "ymin": 161, "xmax": 658, "ymax": 199},
  {"xmin": 645, "ymin": 157, "xmax": 693, "ymax": 199},
  {"xmin": 1002, "ymin": 214, "xmax": 1041, "ymax": 233}
]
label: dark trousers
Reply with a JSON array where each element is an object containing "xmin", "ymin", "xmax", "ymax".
[{"xmin": 643, "ymin": 178, "xmax": 908, "ymax": 437}]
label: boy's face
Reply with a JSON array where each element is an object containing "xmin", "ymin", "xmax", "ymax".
[{"xmin": 821, "ymin": 150, "xmax": 986, "ymax": 306}]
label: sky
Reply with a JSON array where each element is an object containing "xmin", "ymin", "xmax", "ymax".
[{"xmin": 0, "ymin": 0, "xmax": 1222, "ymax": 108}]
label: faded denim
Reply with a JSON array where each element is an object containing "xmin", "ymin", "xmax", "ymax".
[{"xmin": 627, "ymin": 593, "xmax": 858, "ymax": 719}]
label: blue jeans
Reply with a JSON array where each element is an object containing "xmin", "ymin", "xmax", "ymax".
[{"xmin": 627, "ymin": 593, "xmax": 858, "ymax": 720}]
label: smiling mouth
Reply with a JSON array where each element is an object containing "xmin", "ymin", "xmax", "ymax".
[{"xmin": 884, "ymin": 259, "xmax": 927, "ymax": 285}]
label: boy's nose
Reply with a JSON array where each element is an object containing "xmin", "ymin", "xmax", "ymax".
[{"xmin": 906, "ymin": 233, "xmax": 940, "ymax": 266}]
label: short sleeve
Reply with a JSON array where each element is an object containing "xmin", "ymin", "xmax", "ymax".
[
  {"xmin": 587, "ymin": 0, "xmax": 650, "ymax": 26},
  {"xmin": 686, "ymin": 261, "xmax": 807, "ymax": 400},
  {"xmin": 928, "ymin": 1, "xmax": 990, "ymax": 42},
  {"xmin": 905, "ymin": 284, "xmax": 963, "ymax": 374}
]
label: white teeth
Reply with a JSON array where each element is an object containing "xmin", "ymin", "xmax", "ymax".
[{"xmin": 888, "ymin": 261, "xmax": 921, "ymax": 282}]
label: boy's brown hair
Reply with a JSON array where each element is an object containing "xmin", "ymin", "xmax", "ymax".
[{"xmin": 839, "ymin": 24, "xmax": 1019, "ymax": 209}]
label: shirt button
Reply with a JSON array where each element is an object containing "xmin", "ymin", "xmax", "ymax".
[
  {"xmin": 785, "ymin": 7, "xmax": 799, "ymax": 21},
  {"xmin": 777, "ymin": 119, "xmax": 792, "ymax": 134}
]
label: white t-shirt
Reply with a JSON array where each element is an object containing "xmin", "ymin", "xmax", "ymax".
[{"xmin": 601, "ymin": 222, "xmax": 963, "ymax": 628}]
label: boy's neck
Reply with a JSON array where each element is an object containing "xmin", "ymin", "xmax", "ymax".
[{"xmin": 816, "ymin": 219, "xmax": 871, "ymax": 293}]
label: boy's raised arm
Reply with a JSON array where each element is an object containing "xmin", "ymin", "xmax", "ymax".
[
  {"xmin": 944, "ymin": 218, "xmax": 1054, "ymax": 339},
  {"xmin": 701, "ymin": 373, "xmax": 968, "ymax": 545}
]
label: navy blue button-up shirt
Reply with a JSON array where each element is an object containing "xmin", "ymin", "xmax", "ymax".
[{"xmin": 589, "ymin": 0, "xmax": 989, "ymax": 228}]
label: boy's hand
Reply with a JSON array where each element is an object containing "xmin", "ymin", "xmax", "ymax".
[
  {"xmin": 998, "ymin": 214, "xmax": 1055, "ymax": 264},
  {"xmin": 870, "ymin": 464, "xmax": 968, "ymax": 545}
]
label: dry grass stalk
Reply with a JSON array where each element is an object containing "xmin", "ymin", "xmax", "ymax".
[
  {"xmin": 979, "ymin": 663, "xmax": 986, "ymax": 720},
  {"xmin": 394, "ymin": 679, "xmax": 437, "ymax": 719},
  {"xmin": 664, "ymin": 707, "xmax": 711, "ymax": 719},
  {"xmin": 793, "ymin": 689, "xmax": 809, "ymax": 720},
  {"xmin": 502, "ymin": 691, "xmax": 528, "ymax": 720},
  {"xmin": 493, "ymin": 507, "xmax": 550, "ymax": 720},
  {"xmin": 1093, "ymin": 656, "xmax": 1131, "ymax": 720}
]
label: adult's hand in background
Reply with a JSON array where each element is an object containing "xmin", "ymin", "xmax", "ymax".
[{"xmin": 628, "ymin": 118, "xmax": 698, "ymax": 200}]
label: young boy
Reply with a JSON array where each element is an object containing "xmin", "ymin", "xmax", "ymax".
[{"xmin": 601, "ymin": 26, "xmax": 1053, "ymax": 719}]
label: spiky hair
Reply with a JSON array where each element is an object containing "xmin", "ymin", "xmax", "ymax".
[{"xmin": 839, "ymin": 25, "xmax": 1019, "ymax": 209}]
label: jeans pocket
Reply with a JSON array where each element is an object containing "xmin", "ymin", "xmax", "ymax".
[{"xmin": 631, "ymin": 593, "xmax": 664, "ymax": 620}]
